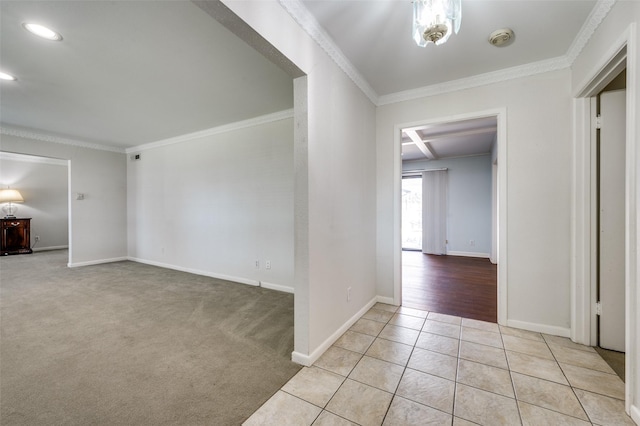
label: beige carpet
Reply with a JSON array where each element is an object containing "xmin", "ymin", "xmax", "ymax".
[{"xmin": 0, "ymin": 250, "xmax": 300, "ymax": 425}]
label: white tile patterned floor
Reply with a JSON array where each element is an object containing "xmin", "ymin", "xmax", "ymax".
[{"xmin": 244, "ymin": 303, "xmax": 634, "ymax": 426}]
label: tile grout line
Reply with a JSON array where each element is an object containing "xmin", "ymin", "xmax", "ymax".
[
  {"xmin": 500, "ymin": 332, "xmax": 603, "ymax": 424},
  {"xmin": 506, "ymin": 332, "xmax": 604, "ymax": 424},
  {"xmin": 326, "ymin": 304, "xmax": 396, "ymax": 425},
  {"xmin": 312, "ymin": 346, "xmax": 360, "ymax": 422},
  {"xmin": 303, "ymin": 305, "xmax": 621, "ymax": 425},
  {"xmin": 451, "ymin": 320, "xmax": 462, "ymax": 425},
  {"xmin": 544, "ymin": 334, "xmax": 596, "ymax": 425},
  {"xmin": 372, "ymin": 304, "xmax": 401, "ymax": 426},
  {"xmin": 377, "ymin": 305, "xmax": 405, "ymax": 426},
  {"xmin": 247, "ymin": 305, "xmax": 627, "ymax": 425},
  {"xmin": 382, "ymin": 307, "xmax": 463, "ymax": 424},
  {"xmin": 367, "ymin": 306, "xmax": 462, "ymax": 424},
  {"xmin": 404, "ymin": 315, "xmax": 565, "ymax": 423},
  {"xmin": 502, "ymin": 325, "xmax": 525, "ymax": 426}
]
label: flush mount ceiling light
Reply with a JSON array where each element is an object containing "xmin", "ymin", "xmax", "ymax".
[
  {"xmin": 22, "ymin": 22, "xmax": 63, "ymax": 41},
  {"xmin": 0, "ymin": 71, "xmax": 17, "ymax": 81},
  {"xmin": 413, "ymin": 0, "xmax": 461, "ymax": 47},
  {"xmin": 489, "ymin": 28, "xmax": 514, "ymax": 47}
]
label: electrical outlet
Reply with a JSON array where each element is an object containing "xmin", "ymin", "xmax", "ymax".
[
  {"xmin": 347, "ymin": 286, "xmax": 352, "ymax": 302},
  {"xmin": 35, "ymin": 235, "xmax": 40, "ymax": 242},
  {"xmin": 265, "ymin": 260, "xmax": 271, "ymax": 270},
  {"xmin": 255, "ymin": 260, "xmax": 260, "ymax": 269},
  {"xmin": 469, "ymin": 240, "xmax": 475, "ymax": 247}
]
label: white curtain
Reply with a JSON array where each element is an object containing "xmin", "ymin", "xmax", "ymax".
[{"xmin": 422, "ymin": 170, "xmax": 448, "ymax": 255}]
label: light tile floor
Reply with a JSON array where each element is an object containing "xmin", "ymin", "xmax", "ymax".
[{"xmin": 244, "ymin": 303, "xmax": 635, "ymax": 426}]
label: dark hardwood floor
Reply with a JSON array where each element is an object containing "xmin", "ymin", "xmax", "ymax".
[{"xmin": 402, "ymin": 251, "xmax": 497, "ymax": 323}]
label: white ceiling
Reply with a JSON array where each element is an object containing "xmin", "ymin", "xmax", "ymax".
[
  {"xmin": 301, "ymin": 0, "xmax": 597, "ymax": 96},
  {"xmin": 299, "ymin": 0, "xmax": 598, "ymax": 161},
  {"xmin": 402, "ymin": 116, "xmax": 497, "ymax": 162},
  {"xmin": 0, "ymin": 0, "xmax": 603, "ymax": 154},
  {"xmin": 0, "ymin": 1, "xmax": 294, "ymax": 148}
]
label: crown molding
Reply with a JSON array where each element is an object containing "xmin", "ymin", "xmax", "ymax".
[
  {"xmin": 378, "ymin": 56, "xmax": 571, "ymax": 106},
  {"xmin": 377, "ymin": 0, "xmax": 613, "ymax": 105},
  {"xmin": 1, "ymin": 110, "xmax": 294, "ymax": 156},
  {"xmin": 0, "ymin": 126, "xmax": 126, "ymax": 154},
  {"xmin": 0, "ymin": 151, "xmax": 68, "ymax": 166},
  {"xmin": 565, "ymin": 0, "xmax": 616, "ymax": 66},
  {"xmin": 280, "ymin": 0, "xmax": 613, "ymax": 107},
  {"xmin": 127, "ymin": 109, "xmax": 294, "ymax": 153},
  {"xmin": 278, "ymin": 0, "xmax": 379, "ymax": 104}
]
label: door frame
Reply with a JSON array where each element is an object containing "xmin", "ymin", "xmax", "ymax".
[
  {"xmin": 571, "ymin": 23, "xmax": 636, "ymax": 413},
  {"xmin": 392, "ymin": 108, "xmax": 508, "ymax": 325}
]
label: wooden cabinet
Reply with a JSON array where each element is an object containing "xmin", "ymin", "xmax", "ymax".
[{"xmin": 1, "ymin": 218, "xmax": 33, "ymax": 255}]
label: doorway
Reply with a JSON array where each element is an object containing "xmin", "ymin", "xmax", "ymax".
[
  {"xmin": 397, "ymin": 113, "xmax": 502, "ymax": 322},
  {"xmin": 597, "ymin": 77, "xmax": 626, "ymax": 352},
  {"xmin": 572, "ymin": 35, "xmax": 635, "ymax": 413},
  {"xmin": 0, "ymin": 152, "xmax": 70, "ymax": 257},
  {"xmin": 593, "ymin": 72, "xmax": 626, "ymax": 379}
]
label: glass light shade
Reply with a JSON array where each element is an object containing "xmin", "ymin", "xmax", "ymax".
[{"xmin": 413, "ymin": 0, "xmax": 461, "ymax": 47}]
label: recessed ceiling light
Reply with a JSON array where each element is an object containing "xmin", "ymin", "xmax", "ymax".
[
  {"xmin": 22, "ymin": 22, "xmax": 63, "ymax": 41},
  {"xmin": 0, "ymin": 71, "xmax": 17, "ymax": 81}
]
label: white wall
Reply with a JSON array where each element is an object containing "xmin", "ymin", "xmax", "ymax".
[
  {"xmin": 377, "ymin": 69, "xmax": 573, "ymax": 333},
  {"xmin": 570, "ymin": 1, "xmax": 640, "ymax": 421},
  {"xmin": 127, "ymin": 117, "xmax": 294, "ymax": 291},
  {"xmin": 221, "ymin": 1, "xmax": 378, "ymax": 363},
  {"xmin": 0, "ymin": 133, "xmax": 127, "ymax": 264},
  {"xmin": 0, "ymin": 153, "xmax": 68, "ymax": 250},
  {"xmin": 403, "ymin": 155, "xmax": 492, "ymax": 256}
]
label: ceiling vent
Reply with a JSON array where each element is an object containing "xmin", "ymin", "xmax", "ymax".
[{"xmin": 489, "ymin": 28, "xmax": 514, "ymax": 47}]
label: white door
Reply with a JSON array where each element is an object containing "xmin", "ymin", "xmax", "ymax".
[{"xmin": 599, "ymin": 89, "xmax": 626, "ymax": 352}]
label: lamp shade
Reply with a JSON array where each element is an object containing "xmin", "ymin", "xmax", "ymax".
[{"xmin": 0, "ymin": 189, "xmax": 24, "ymax": 203}]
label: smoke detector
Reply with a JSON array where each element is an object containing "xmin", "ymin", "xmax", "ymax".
[{"xmin": 489, "ymin": 28, "xmax": 514, "ymax": 47}]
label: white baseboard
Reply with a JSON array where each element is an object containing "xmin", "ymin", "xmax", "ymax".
[
  {"xmin": 68, "ymin": 256, "xmax": 128, "ymax": 267},
  {"xmin": 128, "ymin": 257, "xmax": 259, "ymax": 287},
  {"xmin": 32, "ymin": 245, "xmax": 68, "ymax": 252},
  {"xmin": 447, "ymin": 251, "xmax": 490, "ymax": 258},
  {"xmin": 631, "ymin": 403, "xmax": 639, "ymax": 424},
  {"xmin": 291, "ymin": 296, "xmax": 378, "ymax": 366},
  {"xmin": 507, "ymin": 319, "xmax": 571, "ymax": 338},
  {"xmin": 376, "ymin": 295, "xmax": 396, "ymax": 305},
  {"xmin": 260, "ymin": 281, "xmax": 294, "ymax": 294}
]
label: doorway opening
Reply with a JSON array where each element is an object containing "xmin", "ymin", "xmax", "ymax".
[
  {"xmin": 593, "ymin": 70, "xmax": 627, "ymax": 380},
  {"xmin": 0, "ymin": 152, "xmax": 70, "ymax": 261},
  {"xmin": 398, "ymin": 114, "xmax": 501, "ymax": 323},
  {"xmin": 572, "ymin": 34, "xmax": 636, "ymax": 413}
]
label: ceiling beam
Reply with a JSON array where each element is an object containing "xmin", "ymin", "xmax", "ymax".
[
  {"xmin": 405, "ymin": 129, "xmax": 434, "ymax": 160},
  {"xmin": 409, "ymin": 126, "xmax": 497, "ymax": 143},
  {"xmin": 424, "ymin": 142, "xmax": 439, "ymax": 159}
]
